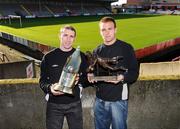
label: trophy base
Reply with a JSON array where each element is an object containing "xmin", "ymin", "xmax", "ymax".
[
  {"xmin": 54, "ymin": 85, "xmax": 73, "ymax": 95},
  {"xmin": 62, "ymin": 86, "xmax": 73, "ymax": 94},
  {"xmin": 89, "ymin": 75, "xmax": 118, "ymax": 81}
]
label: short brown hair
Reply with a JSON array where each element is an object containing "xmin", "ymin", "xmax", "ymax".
[
  {"xmin": 60, "ymin": 25, "xmax": 76, "ymax": 37},
  {"xmin": 99, "ymin": 16, "xmax": 116, "ymax": 28}
]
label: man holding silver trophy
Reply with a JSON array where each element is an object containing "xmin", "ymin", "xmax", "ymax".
[{"xmin": 39, "ymin": 25, "xmax": 89, "ymax": 129}]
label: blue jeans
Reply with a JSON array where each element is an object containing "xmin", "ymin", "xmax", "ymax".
[
  {"xmin": 46, "ymin": 101, "xmax": 83, "ymax": 129},
  {"xmin": 94, "ymin": 98, "xmax": 128, "ymax": 129}
]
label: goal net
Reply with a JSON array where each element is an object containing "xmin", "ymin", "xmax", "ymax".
[{"xmin": 8, "ymin": 15, "xmax": 22, "ymax": 27}]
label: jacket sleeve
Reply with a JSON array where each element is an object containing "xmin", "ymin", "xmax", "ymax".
[
  {"xmin": 123, "ymin": 46, "xmax": 139, "ymax": 85},
  {"xmin": 39, "ymin": 55, "xmax": 51, "ymax": 94}
]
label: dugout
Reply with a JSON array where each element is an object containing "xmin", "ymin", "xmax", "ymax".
[{"xmin": 0, "ymin": 60, "xmax": 36, "ymax": 79}]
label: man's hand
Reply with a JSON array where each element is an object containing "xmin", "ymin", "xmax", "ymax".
[
  {"xmin": 105, "ymin": 74, "xmax": 124, "ymax": 84},
  {"xmin": 87, "ymin": 73, "xmax": 97, "ymax": 83},
  {"xmin": 75, "ymin": 74, "xmax": 80, "ymax": 85},
  {"xmin": 50, "ymin": 83, "xmax": 64, "ymax": 96}
]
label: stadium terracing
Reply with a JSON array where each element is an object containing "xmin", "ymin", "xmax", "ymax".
[
  {"xmin": 0, "ymin": 0, "xmax": 116, "ymax": 17},
  {"xmin": 0, "ymin": 0, "xmax": 180, "ymax": 17},
  {"xmin": 126, "ymin": 0, "xmax": 180, "ymax": 10}
]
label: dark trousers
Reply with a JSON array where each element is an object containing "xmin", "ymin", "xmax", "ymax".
[{"xmin": 46, "ymin": 101, "xmax": 83, "ymax": 129}]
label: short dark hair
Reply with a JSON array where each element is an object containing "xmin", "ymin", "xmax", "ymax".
[
  {"xmin": 99, "ymin": 16, "xmax": 116, "ymax": 28},
  {"xmin": 60, "ymin": 25, "xmax": 76, "ymax": 37}
]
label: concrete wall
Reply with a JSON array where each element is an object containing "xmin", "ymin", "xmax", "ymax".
[
  {"xmin": 128, "ymin": 80, "xmax": 180, "ymax": 129},
  {"xmin": 0, "ymin": 83, "xmax": 46, "ymax": 129},
  {"xmin": 0, "ymin": 61, "xmax": 180, "ymax": 129},
  {"xmin": 0, "ymin": 79, "xmax": 180, "ymax": 129},
  {"xmin": 139, "ymin": 61, "xmax": 180, "ymax": 80}
]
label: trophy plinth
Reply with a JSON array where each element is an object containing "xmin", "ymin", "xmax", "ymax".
[
  {"xmin": 62, "ymin": 86, "xmax": 73, "ymax": 94},
  {"xmin": 54, "ymin": 85, "xmax": 73, "ymax": 94},
  {"xmin": 89, "ymin": 75, "xmax": 118, "ymax": 82},
  {"xmin": 54, "ymin": 71, "xmax": 77, "ymax": 94}
]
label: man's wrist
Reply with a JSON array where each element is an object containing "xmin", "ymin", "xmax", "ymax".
[
  {"xmin": 48, "ymin": 84, "xmax": 52, "ymax": 93},
  {"xmin": 118, "ymin": 74, "xmax": 124, "ymax": 83}
]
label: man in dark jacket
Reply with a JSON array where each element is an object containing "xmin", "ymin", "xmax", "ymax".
[
  {"xmin": 39, "ymin": 25, "xmax": 88, "ymax": 129},
  {"xmin": 88, "ymin": 17, "xmax": 139, "ymax": 129}
]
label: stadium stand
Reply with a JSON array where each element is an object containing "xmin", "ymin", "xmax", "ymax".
[
  {"xmin": 0, "ymin": 0, "xmax": 180, "ymax": 16},
  {"xmin": 0, "ymin": 0, "xmax": 114, "ymax": 17},
  {"xmin": 47, "ymin": 4, "xmax": 67, "ymax": 16},
  {"xmin": 0, "ymin": 3, "xmax": 27, "ymax": 16},
  {"xmin": 22, "ymin": 3, "xmax": 52, "ymax": 17},
  {"xmin": 112, "ymin": 0, "xmax": 180, "ymax": 14}
]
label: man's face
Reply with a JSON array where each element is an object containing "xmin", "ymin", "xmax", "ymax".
[
  {"xmin": 99, "ymin": 21, "xmax": 117, "ymax": 45},
  {"xmin": 60, "ymin": 28, "xmax": 75, "ymax": 51}
]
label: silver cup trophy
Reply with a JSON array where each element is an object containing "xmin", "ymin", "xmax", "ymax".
[{"xmin": 53, "ymin": 46, "xmax": 81, "ymax": 94}]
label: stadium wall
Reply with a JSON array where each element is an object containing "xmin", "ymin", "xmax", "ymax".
[
  {"xmin": 0, "ymin": 32, "xmax": 52, "ymax": 53},
  {"xmin": 1, "ymin": 32, "xmax": 180, "ymax": 63},
  {"xmin": 0, "ymin": 32, "xmax": 46, "ymax": 60},
  {"xmin": 136, "ymin": 37, "xmax": 180, "ymax": 62},
  {"xmin": 0, "ymin": 62, "xmax": 180, "ymax": 129},
  {"xmin": 0, "ymin": 32, "xmax": 53, "ymax": 55}
]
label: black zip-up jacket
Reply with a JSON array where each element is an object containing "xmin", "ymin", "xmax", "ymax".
[
  {"xmin": 39, "ymin": 48, "xmax": 89, "ymax": 104},
  {"xmin": 93, "ymin": 39, "xmax": 139, "ymax": 101}
]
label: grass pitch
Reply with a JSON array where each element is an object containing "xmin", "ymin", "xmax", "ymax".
[{"xmin": 0, "ymin": 14, "xmax": 180, "ymax": 52}]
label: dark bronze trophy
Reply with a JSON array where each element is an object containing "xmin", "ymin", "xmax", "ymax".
[
  {"xmin": 53, "ymin": 46, "xmax": 81, "ymax": 94},
  {"xmin": 85, "ymin": 51, "xmax": 128, "ymax": 81}
]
